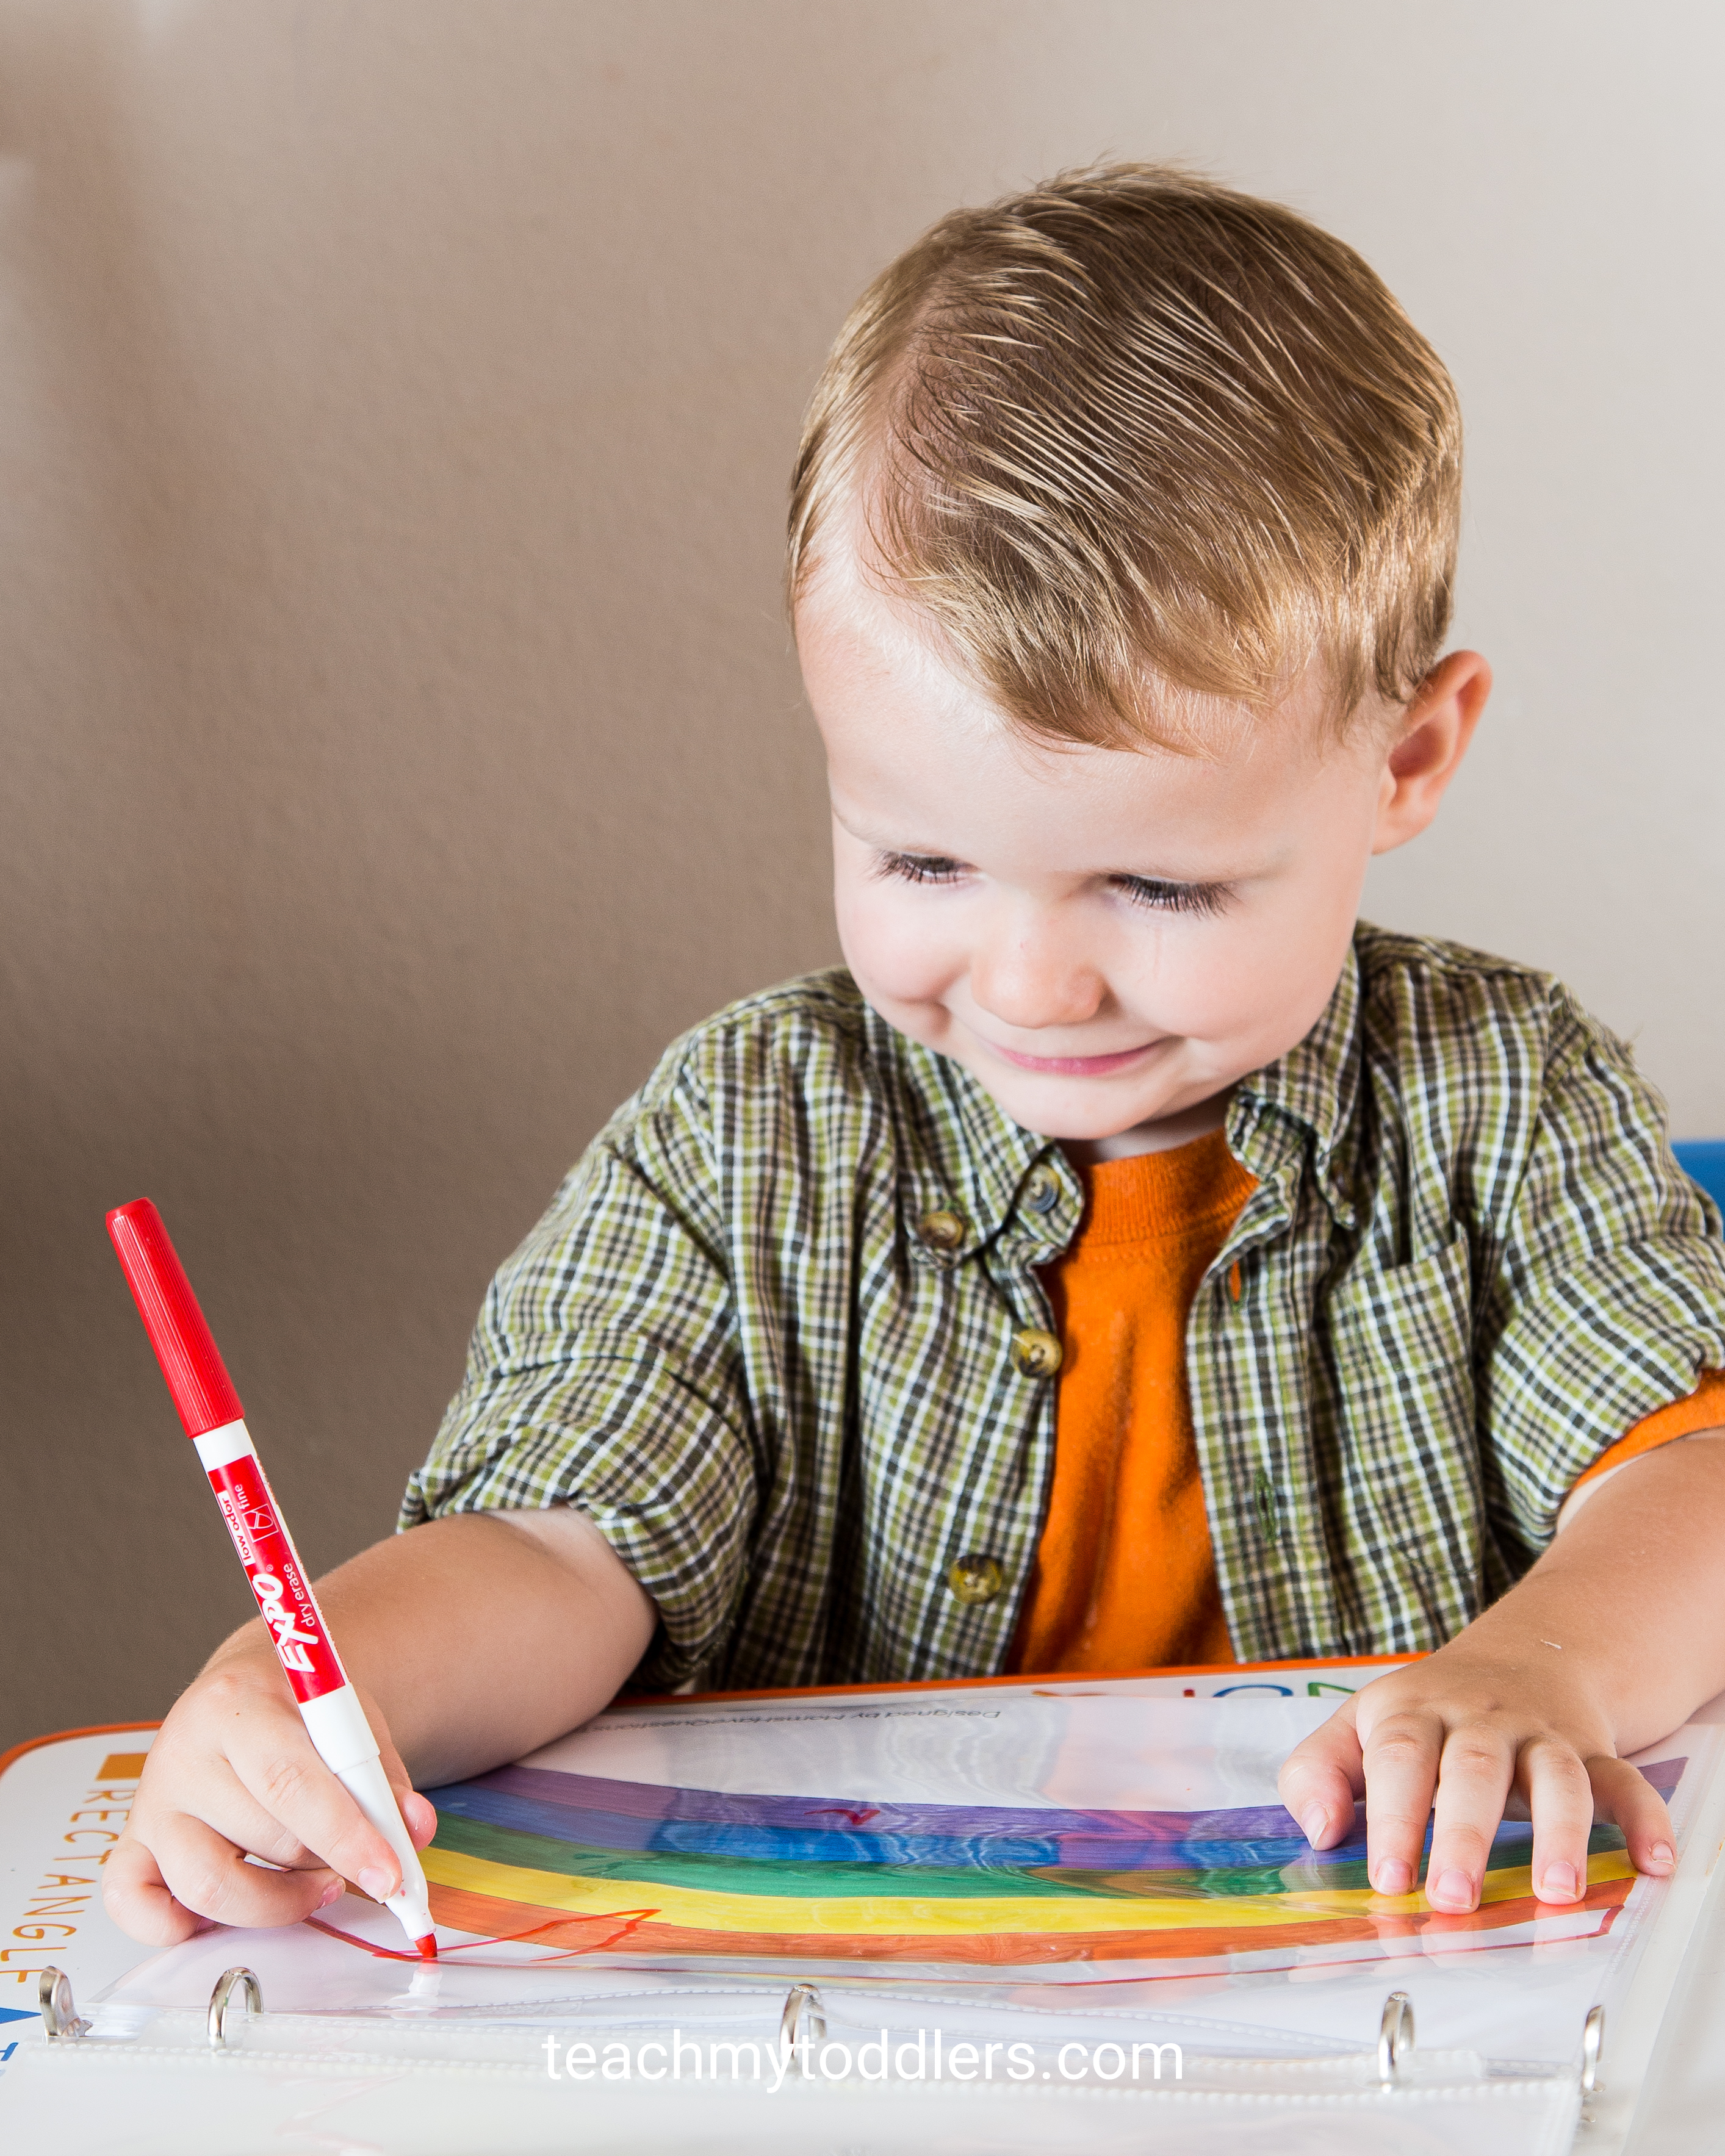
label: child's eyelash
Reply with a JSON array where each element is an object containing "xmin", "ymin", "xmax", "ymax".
[
  {"xmin": 875, "ymin": 851, "xmax": 966, "ymax": 885},
  {"xmin": 1112, "ymin": 875, "xmax": 1232, "ymax": 917}
]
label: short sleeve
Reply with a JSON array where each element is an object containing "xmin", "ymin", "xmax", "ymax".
[
  {"xmin": 399, "ymin": 1062, "xmax": 757, "ymax": 1691},
  {"xmin": 1566, "ymin": 1367, "xmax": 1725, "ymax": 1492},
  {"xmin": 1477, "ymin": 1007, "xmax": 1725, "ymax": 1548}
]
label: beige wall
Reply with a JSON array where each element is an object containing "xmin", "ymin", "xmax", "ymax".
[{"xmin": 3, "ymin": 0, "xmax": 1720, "ymax": 1750}]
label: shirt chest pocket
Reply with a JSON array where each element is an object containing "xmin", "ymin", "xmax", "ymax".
[{"xmin": 1325, "ymin": 1227, "xmax": 1475, "ymax": 1436}]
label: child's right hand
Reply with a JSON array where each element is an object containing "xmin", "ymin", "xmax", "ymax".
[
  {"xmin": 105, "ymin": 1637, "xmax": 437, "ymax": 1945},
  {"xmin": 103, "ymin": 1509, "xmax": 657, "ymax": 1947}
]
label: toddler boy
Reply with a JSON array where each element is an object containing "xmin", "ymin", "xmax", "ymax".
[{"xmin": 112, "ymin": 166, "xmax": 1725, "ymax": 1944}]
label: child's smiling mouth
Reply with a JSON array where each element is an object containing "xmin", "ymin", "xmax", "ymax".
[{"xmin": 984, "ymin": 1039, "xmax": 1165, "ymax": 1077}]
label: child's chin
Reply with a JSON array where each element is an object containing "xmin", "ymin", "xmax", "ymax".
[{"xmin": 982, "ymin": 1073, "xmax": 1165, "ymax": 1141}]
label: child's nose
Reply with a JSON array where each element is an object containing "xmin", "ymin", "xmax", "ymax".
[{"xmin": 970, "ymin": 922, "xmax": 1107, "ymax": 1033}]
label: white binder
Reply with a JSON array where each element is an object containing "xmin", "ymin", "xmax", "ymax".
[{"xmin": 5, "ymin": 1671, "xmax": 1723, "ymax": 2154}]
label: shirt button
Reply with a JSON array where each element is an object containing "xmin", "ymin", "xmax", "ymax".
[
  {"xmin": 1009, "ymin": 1326, "xmax": 1062, "ymax": 1378},
  {"xmin": 946, "ymin": 1553, "xmax": 1005, "ymax": 1604},
  {"xmin": 917, "ymin": 1209, "xmax": 968, "ymax": 1253},
  {"xmin": 1023, "ymin": 1166, "xmax": 1060, "ymax": 1215}
]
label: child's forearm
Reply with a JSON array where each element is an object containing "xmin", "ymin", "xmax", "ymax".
[
  {"xmin": 206, "ymin": 1509, "xmax": 658, "ymax": 1786},
  {"xmin": 1460, "ymin": 1429, "xmax": 1725, "ymax": 1754}
]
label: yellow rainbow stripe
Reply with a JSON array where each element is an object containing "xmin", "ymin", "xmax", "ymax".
[{"xmin": 422, "ymin": 1845, "xmax": 1633, "ymax": 1939}]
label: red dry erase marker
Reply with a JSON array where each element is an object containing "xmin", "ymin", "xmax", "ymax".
[{"xmin": 107, "ymin": 1198, "xmax": 436, "ymax": 1960}]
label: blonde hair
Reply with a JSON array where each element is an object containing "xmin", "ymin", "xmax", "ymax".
[{"xmin": 788, "ymin": 163, "xmax": 1461, "ymax": 749}]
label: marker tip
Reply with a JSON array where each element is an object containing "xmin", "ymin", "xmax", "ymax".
[{"xmin": 416, "ymin": 1933, "xmax": 439, "ymax": 1961}]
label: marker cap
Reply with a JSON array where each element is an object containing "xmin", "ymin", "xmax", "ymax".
[{"xmin": 106, "ymin": 1199, "xmax": 245, "ymax": 1439}]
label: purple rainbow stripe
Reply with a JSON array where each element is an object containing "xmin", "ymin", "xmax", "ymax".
[{"xmin": 483, "ymin": 1766, "xmax": 1312, "ymax": 1840}]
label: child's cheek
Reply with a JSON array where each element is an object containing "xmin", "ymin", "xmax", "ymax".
[
  {"xmin": 834, "ymin": 884, "xmax": 962, "ymax": 1023},
  {"xmin": 1161, "ymin": 909, "xmax": 1355, "ymax": 1068},
  {"xmin": 1099, "ymin": 909, "xmax": 1340, "ymax": 1073}
]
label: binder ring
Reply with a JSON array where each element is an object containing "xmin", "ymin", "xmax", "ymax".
[
  {"xmin": 38, "ymin": 1966, "xmax": 91, "ymax": 2043},
  {"xmin": 207, "ymin": 1966, "xmax": 264, "ymax": 2049},
  {"xmin": 779, "ymin": 1981, "xmax": 826, "ymax": 2060},
  {"xmin": 1581, "ymin": 2002, "xmax": 1605, "ymax": 2095},
  {"xmin": 1377, "ymin": 1989, "xmax": 1415, "ymax": 2087}
]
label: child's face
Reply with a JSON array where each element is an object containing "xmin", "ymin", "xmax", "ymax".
[{"xmin": 799, "ymin": 568, "xmax": 1484, "ymax": 1146}]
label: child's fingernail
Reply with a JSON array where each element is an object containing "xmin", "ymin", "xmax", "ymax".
[
  {"xmin": 357, "ymin": 1866, "xmax": 397, "ymax": 1902},
  {"xmin": 1538, "ymin": 1862, "xmax": 1578, "ymax": 1902},
  {"xmin": 1302, "ymin": 1808, "xmax": 1328, "ymax": 1847},
  {"xmin": 1430, "ymin": 1867, "xmax": 1474, "ymax": 1910},
  {"xmin": 1373, "ymin": 1858, "xmax": 1412, "ymax": 1895},
  {"xmin": 1648, "ymin": 1842, "xmax": 1676, "ymax": 1872},
  {"xmin": 317, "ymin": 1878, "xmax": 344, "ymax": 1910}
]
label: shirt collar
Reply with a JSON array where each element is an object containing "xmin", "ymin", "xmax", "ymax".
[
  {"xmin": 867, "ymin": 1005, "xmax": 1079, "ymax": 1262},
  {"xmin": 1228, "ymin": 940, "xmax": 1364, "ymax": 1227}
]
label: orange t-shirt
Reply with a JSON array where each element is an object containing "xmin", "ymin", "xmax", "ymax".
[
  {"xmin": 1008, "ymin": 1130, "xmax": 1725, "ymax": 1677},
  {"xmin": 1007, "ymin": 1129, "xmax": 1253, "ymax": 1674}
]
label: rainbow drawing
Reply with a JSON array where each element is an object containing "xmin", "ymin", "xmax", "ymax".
[{"xmin": 419, "ymin": 1756, "xmax": 1680, "ymax": 1974}]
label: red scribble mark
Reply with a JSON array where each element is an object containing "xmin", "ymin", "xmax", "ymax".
[
  {"xmin": 304, "ymin": 1918, "xmax": 434, "ymax": 1963},
  {"xmin": 303, "ymin": 1919, "xmax": 420, "ymax": 1962},
  {"xmin": 812, "ymin": 1805, "xmax": 880, "ymax": 1827},
  {"xmin": 305, "ymin": 1908, "xmax": 660, "ymax": 1966}
]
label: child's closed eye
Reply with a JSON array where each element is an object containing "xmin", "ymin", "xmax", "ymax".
[{"xmin": 1111, "ymin": 875, "xmax": 1233, "ymax": 917}]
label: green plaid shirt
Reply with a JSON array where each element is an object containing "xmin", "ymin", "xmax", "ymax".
[{"xmin": 402, "ymin": 926, "xmax": 1725, "ymax": 1689}]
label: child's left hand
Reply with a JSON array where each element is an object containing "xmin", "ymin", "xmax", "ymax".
[
  {"xmin": 1277, "ymin": 1633, "xmax": 1674, "ymax": 1910},
  {"xmin": 1277, "ymin": 1432, "xmax": 1725, "ymax": 1913}
]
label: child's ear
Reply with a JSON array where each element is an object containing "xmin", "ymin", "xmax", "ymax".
[{"xmin": 1370, "ymin": 650, "xmax": 1492, "ymax": 855}]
